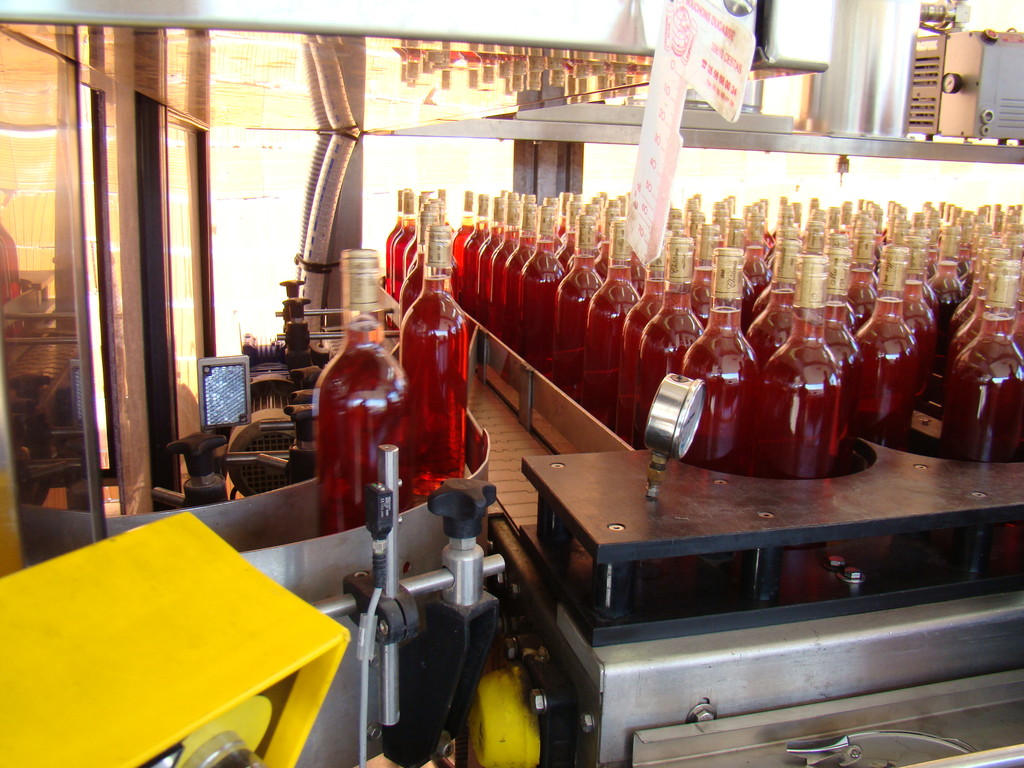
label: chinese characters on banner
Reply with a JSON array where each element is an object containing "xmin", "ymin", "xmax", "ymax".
[{"xmin": 626, "ymin": 0, "xmax": 755, "ymax": 265}]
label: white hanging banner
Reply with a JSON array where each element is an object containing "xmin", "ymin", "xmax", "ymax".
[{"xmin": 627, "ymin": 0, "xmax": 756, "ymax": 265}]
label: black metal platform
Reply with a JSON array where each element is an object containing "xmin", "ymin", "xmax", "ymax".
[{"xmin": 519, "ymin": 443, "xmax": 1024, "ymax": 646}]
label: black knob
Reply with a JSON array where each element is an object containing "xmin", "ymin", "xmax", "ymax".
[
  {"xmin": 283, "ymin": 297, "xmax": 311, "ymax": 322},
  {"xmin": 167, "ymin": 432, "xmax": 227, "ymax": 478},
  {"xmin": 427, "ymin": 478, "xmax": 497, "ymax": 539},
  {"xmin": 285, "ymin": 404, "xmax": 315, "ymax": 443},
  {"xmin": 289, "ymin": 389, "xmax": 315, "ymax": 405},
  {"xmin": 280, "ymin": 279, "xmax": 305, "ymax": 299}
]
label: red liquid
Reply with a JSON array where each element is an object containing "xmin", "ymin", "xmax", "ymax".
[
  {"xmin": 452, "ymin": 220, "xmax": 474, "ymax": 301},
  {"xmin": 854, "ymin": 298, "xmax": 919, "ymax": 450},
  {"xmin": 946, "ymin": 306, "xmax": 986, "ymax": 377},
  {"xmin": 948, "ymin": 293, "xmax": 980, "ymax": 343},
  {"xmin": 747, "ymin": 288, "xmax": 795, "ymax": 367},
  {"xmin": 399, "ymin": 278, "xmax": 469, "ymax": 495},
  {"xmin": 400, "ymin": 256, "xmax": 423, "ymax": 316},
  {"xmin": 460, "ymin": 219, "xmax": 490, "ymax": 320},
  {"xmin": 681, "ymin": 307, "xmax": 759, "ymax": 475},
  {"xmin": 847, "ymin": 266, "xmax": 877, "ymax": 329},
  {"xmin": 501, "ymin": 233, "xmax": 536, "ymax": 352},
  {"xmin": 614, "ymin": 273, "xmax": 664, "ymax": 444},
  {"xmin": 488, "ymin": 231, "xmax": 519, "ymax": 336},
  {"xmin": 520, "ymin": 238, "xmax": 566, "ymax": 376},
  {"xmin": 941, "ymin": 316, "xmax": 1024, "ymax": 461},
  {"xmin": 553, "ymin": 252, "xmax": 603, "ymax": 400},
  {"xmin": 317, "ymin": 323, "xmax": 410, "ymax": 534},
  {"xmin": 825, "ymin": 301, "xmax": 863, "ymax": 470},
  {"xmin": 903, "ymin": 279, "xmax": 938, "ymax": 396},
  {"xmin": 384, "ymin": 214, "xmax": 404, "ymax": 297},
  {"xmin": 476, "ymin": 224, "xmax": 505, "ymax": 329},
  {"xmin": 929, "ymin": 260, "xmax": 966, "ymax": 362},
  {"xmin": 634, "ymin": 288, "xmax": 703, "ymax": 447},
  {"xmin": 580, "ymin": 263, "xmax": 639, "ymax": 427},
  {"xmin": 555, "ymin": 231, "xmax": 576, "ymax": 271},
  {"xmin": 389, "ymin": 221, "xmax": 416, "ymax": 299},
  {"xmin": 0, "ymin": 217, "xmax": 20, "ymax": 303},
  {"xmin": 741, "ymin": 244, "xmax": 771, "ymax": 329},
  {"xmin": 756, "ymin": 312, "xmax": 843, "ymax": 478},
  {"xmin": 690, "ymin": 266, "xmax": 713, "ymax": 323}
]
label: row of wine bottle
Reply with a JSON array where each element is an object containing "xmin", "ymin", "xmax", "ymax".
[
  {"xmin": 317, "ymin": 211, "xmax": 470, "ymax": 534},
  {"xmin": 383, "ymin": 188, "xmax": 1024, "ymax": 477}
]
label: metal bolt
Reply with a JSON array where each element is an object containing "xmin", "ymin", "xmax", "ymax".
[
  {"xmin": 981, "ymin": 109, "xmax": 995, "ymax": 123},
  {"xmin": 531, "ymin": 688, "xmax": 548, "ymax": 714},
  {"xmin": 505, "ymin": 637, "xmax": 518, "ymax": 660},
  {"xmin": 508, "ymin": 581, "xmax": 522, "ymax": 598},
  {"xmin": 758, "ymin": 511, "xmax": 774, "ymax": 519},
  {"xmin": 580, "ymin": 713, "xmax": 595, "ymax": 733},
  {"xmin": 608, "ymin": 523, "xmax": 626, "ymax": 531},
  {"xmin": 824, "ymin": 554, "xmax": 846, "ymax": 571},
  {"xmin": 713, "ymin": 479, "xmax": 728, "ymax": 485},
  {"xmin": 551, "ymin": 462, "xmax": 566, "ymax": 468},
  {"xmin": 367, "ymin": 722, "xmax": 383, "ymax": 741},
  {"xmin": 839, "ymin": 566, "xmax": 865, "ymax": 583},
  {"xmin": 534, "ymin": 646, "xmax": 550, "ymax": 663},
  {"xmin": 495, "ymin": 571, "xmax": 506, "ymax": 585},
  {"xmin": 914, "ymin": 464, "xmax": 929, "ymax": 470},
  {"xmin": 685, "ymin": 700, "xmax": 718, "ymax": 723},
  {"xmin": 437, "ymin": 733, "xmax": 455, "ymax": 759},
  {"xmin": 378, "ymin": 619, "xmax": 389, "ymax": 636},
  {"xmin": 971, "ymin": 491, "xmax": 988, "ymax": 498}
]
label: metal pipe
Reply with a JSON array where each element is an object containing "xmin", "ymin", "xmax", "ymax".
[
  {"xmin": 902, "ymin": 744, "xmax": 1024, "ymax": 767},
  {"xmin": 256, "ymin": 453, "xmax": 289, "ymax": 472},
  {"xmin": 313, "ymin": 554, "xmax": 506, "ymax": 619},
  {"xmin": 379, "ymin": 444, "xmax": 401, "ymax": 727},
  {"xmin": 276, "ymin": 332, "xmax": 343, "ymax": 340},
  {"xmin": 276, "ymin": 308, "xmax": 343, "ymax": 317},
  {"xmin": 223, "ymin": 451, "xmax": 289, "ymax": 465},
  {"xmin": 258, "ymin": 419, "xmax": 294, "ymax": 432},
  {"xmin": 151, "ymin": 487, "xmax": 186, "ymax": 508}
]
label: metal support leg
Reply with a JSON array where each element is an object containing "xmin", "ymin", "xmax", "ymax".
[
  {"xmin": 953, "ymin": 524, "xmax": 993, "ymax": 574},
  {"xmin": 593, "ymin": 561, "xmax": 636, "ymax": 618},
  {"xmin": 537, "ymin": 497, "xmax": 570, "ymax": 543},
  {"xmin": 741, "ymin": 547, "xmax": 784, "ymax": 602}
]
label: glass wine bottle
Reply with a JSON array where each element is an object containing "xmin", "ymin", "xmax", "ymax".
[
  {"xmin": 903, "ymin": 235, "xmax": 938, "ymax": 397},
  {"xmin": 941, "ymin": 259, "xmax": 1024, "ymax": 462},
  {"xmin": 824, "ymin": 245, "xmax": 862, "ymax": 470},
  {"xmin": 594, "ymin": 201, "xmax": 622, "ymax": 279},
  {"xmin": 555, "ymin": 198, "xmax": 581, "ymax": 270},
  {"xmin": 502, "ymin": 203, "xmax": 539, "ymax": 352},
  {"xmin": 553, "ymin": 214, "xmax": 602, "ymax": 400},
  {"xmin": 489, "ymin": 195, "xmax": 522, "ymax": 338},
  {"xmin": 477, "ymin": 194, "xmax": 507, "ymax": 331},
  {"xmin": 388, "ymin": 189, "xmax": 416, "ymax": 299},
  {"xmin": 452, "ymin": 189, "xmax": 475, "ymax": 302},
  {"xmin": 681, "ymin": 248, "xmax": 760, "ymax": 475},
  {"xmin": 741, "ymin": 213, "xmax": 772, "ymax": 327},
  {"xmin": 520, "ymin": 205, "xmax": 566, "ymax": 376},
  {"xmin": 614, "ymin": 252, "xmax": 666, "ymax": 444},
  {"xmin": 384, "ymin": 189, "xmax": 407, "ymax": 298},
  {"xmin": 634, "ymin": 236, "xmax": 702, "ymax": 447},
  {"xmin": 847, "ymin": 218, "xmax": 878, "ymax": 329},
  {"xmin": 854, "ymin": 245, "xmax": 919, "ymax": 450},
  {"xmin": 690, "ymin": 223, "xmax": 719, "ymax": 323},
  {"xmin": 580, "ymin": 219, "xmax": 639, "ymax": 428},
  {"xmin": 399, "ymin": 206, "xmax": 438, "ymax": 317},
  {"xmin": 460, "ymin": 193, "xmax": 491, "ymax": 321},
  {"xmin": 747, "ymin": 239, "xmax": 799, "ymax": 367},
  {"xmin": 946, "ymin": 246, "xmax": 1008, "ymax": 369},
  {"xmin": 399, "ymin": 225, "xmax": 469, "ymax": 495},
  {"xmin": 317, "ymin": 249, "xmax": 410, "ymax": 534},
  {"xmin": 929, "ymin": 224, "xmax": 965, "ymax": 370},
  {"xmin": 756, "ymin": 253, "xmax": 843, "ymax": 479},
  {"xmin": 949, "ymin": 238, "xmax": 1000, "ymax": 340}
]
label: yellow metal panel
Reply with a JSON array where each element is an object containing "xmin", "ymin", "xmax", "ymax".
[{"xmin": 0, "ymin": 512, "xmax": 347, "ymax": 767}]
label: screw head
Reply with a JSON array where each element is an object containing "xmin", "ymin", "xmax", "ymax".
[
  {"xmin": 367, "ymin": 722, "xmax": 383, "ymax": 741},
  {"xmin": 504, "ymin": 637, "xmax": 518, "ymax": 660},
  {"xmin": 580, "ymin": 713, "xmax": 595, "ymax": 733},
  {"xmin": 530, "ymin": 688, "xmax": 548, "ymax": 714},
  {"xmin": 377, "ymin": 619, "xmax": 389, "ymax": 636},
  {"xmin": 508, "ymin": 581, "xmax": 522, "ymax": 598},
  {"xmin": 824, "ymin": 554, "xmax": 846, "ymax": 571},
  {"xmin": 839, "ymin": 566, "xmax": 865, "ymax": 583},
  {"xmin": 607, "ymin": 523, "xmax": 626, "ymax": 531}
]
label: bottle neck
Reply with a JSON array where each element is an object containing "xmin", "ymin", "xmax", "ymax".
[
  {"xmin": 476, "ymin": 219, "xmax": 490, "ymax": 233},
  {"xmin": 766, "ymin": 286, "xmax": 795, "ymax": 308},
  {"xmin": 642, "ymin": 268, "xmax": 666, "ymax": 297},
  {"xmin": 536, "ymin": 234, "xmax": 557, "ymax": 256},
  {"xmin": 347, "ymin": 311, "xmax": 383, "ymax": 344},
  {"xmin": 933, "ymin": 259, "xmax": 958, "ymax": 279},
  {"xmin": 706, "ymin": 303, "xmax": 742, "ymax": 330},
  {"xmin": 870, "ymin": 295, "xmax": 906, "ymax": 320},
  {"xmin": 663, "ymin": 280, "xmax": 693, "ymax": 309},
  {"xmin": 605, "ymin": 260, "xmax": 632, "ymax": 285},
  {"xmin": 571, "ymin": 248, "xmax": 598, "ymax": 271},
  {"xmin": 424, "ymin": 267, "xmax": 454, "ymax": 294},
  {"xmin": 790, "ymin": 305, "xmax": 828, "ymax": 342},
  {"xmin": 980, "ymin": 308, "xmax": 1016, "ymax": 339}
]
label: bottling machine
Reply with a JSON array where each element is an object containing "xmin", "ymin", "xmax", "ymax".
[{"xmin": 1, "ymin": 1, "xmax": 1024, "ymax": 767}]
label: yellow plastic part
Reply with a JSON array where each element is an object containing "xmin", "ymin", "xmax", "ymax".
[
  {"xmin": 468, "ymin": 664, "xmax": 541, "ymax": 768},
  {"xmin": 0, "ymin": 513, "xmax": 348, "ymax": 768}
]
